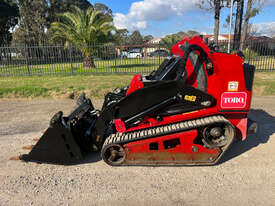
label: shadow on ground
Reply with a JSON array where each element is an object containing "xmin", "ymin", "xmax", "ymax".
[
  {"xmin": 18, "ymin": 109, "xmax": 275, "ymax": 166},
  {"xmin": 82, "ymin": 152, "xmax": 101, "ymax": 164},
  {"xmin": 220, "ymin": 109, "xmax": 275, "ymax": 164}
]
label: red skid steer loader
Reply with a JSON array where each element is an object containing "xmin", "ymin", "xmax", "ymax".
[{"xmin": 13, "ymin": 36, "xmax": 257, "ymax": 166}]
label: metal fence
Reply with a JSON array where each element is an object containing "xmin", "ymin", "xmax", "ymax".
[
  {"xmin": 0, "ymin": 39, "xmax": 275, "ymax": 77},
  {"xmin": 217, "ymin": 39, "xmax": 275, "ymax": 72}
]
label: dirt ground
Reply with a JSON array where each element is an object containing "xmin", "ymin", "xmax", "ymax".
[{"xmin": 0, "ymin": 97, "xmax": 274, "ymax": 206}]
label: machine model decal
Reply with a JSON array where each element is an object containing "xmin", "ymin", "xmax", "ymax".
[
  {"xmin": 228, "ymin": 81, "xmax": 239, "ymax": 91},
  {"xmin": 221, "ymin": 92, "xmax": 247, "ymax": 108}
]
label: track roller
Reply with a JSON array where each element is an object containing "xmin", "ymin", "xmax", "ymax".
[{"xmin": 101, "ymin": 144, "xmax": 126, "ymax": 166}]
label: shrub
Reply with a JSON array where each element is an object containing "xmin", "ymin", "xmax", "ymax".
[{"xmin": 243, "ymin": 48, "xmax": 259, "ymax": 61}]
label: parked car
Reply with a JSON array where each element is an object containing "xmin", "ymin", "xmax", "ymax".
[
  {"xmin": 120, "ymin": 51, "xmax": 128, "ymax": 59},
  {"xmin": 121, "ymin": 51, "xmax": 142, "ymax": 59},
  {"xmin": 148, "ymin": 49, "xmax": 169, "ymax": 57}
]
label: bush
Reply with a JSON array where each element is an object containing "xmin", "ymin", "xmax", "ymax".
[{"xmin": 243, "ymin": 48, "xmax": 259, "ymax": 61}]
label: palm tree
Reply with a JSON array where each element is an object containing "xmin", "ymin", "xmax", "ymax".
[{"xmin": 50, "ymin": 6, "xmax": 115, "ymax": 68}]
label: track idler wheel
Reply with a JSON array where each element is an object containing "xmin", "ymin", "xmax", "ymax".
[
  {"xmin": 202, "ymin": 123, "xmax": 235, "ymax": 149},
  {"xmin": 101, "ymin": 144, "xmax": 126, "ymax": 166}
]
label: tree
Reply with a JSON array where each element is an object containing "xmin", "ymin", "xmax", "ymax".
[
  {"xmin": 12, "ymin": 0, "xmax": 48, "ymax": 45},
  {"xmin": 213, "ymin": 0, "xmax": 221, "ymax": 44},
  {"xmin": 72, "ymin": 0, "xmax": 91, "ymax": 11},
  {"xmin": 233, "ymin": 0, "xmax": 244, "ymax": 50},
  {"xmin": 47, "ymin": 0, "xmax": 92, "ymax": 28},
  {"xmin": 129, "ymin": 30, "xmax": 144, "ymax": 45},
  {"xmin": 114, "ymin": 28, "xmax": 129, "ymax": 45},
  {"xmin": 93, "ymin": 3, "xmax": 112, "ymax": 17},
  {"xmin": 11, "ymin": 0, "xmax": 93, "ymax": 45},
  {"xmin": 176, "ymin": 31, "xmax": 187, "ymax": 37},
  {"xmin": 197, "ymin": 0, "xmax": 229, "ymax": 44},
  {"xmin": 240, "ymin": 0, "xmax": 262, "ymax": 50},
  {"xmin": 160, "ymin": 34, "xmax": 182, "ymax": 50},
  {"xmin": 143, "ymin": 35, "xmax": 154, "ymax": 43},
  {"xmin": 186, "ymin": 30, "xmax": 200, "ymax": 36},
  {"xmin": 50, "ymin": 6, "xmax": 115, "ymax": 68},
  {"xmin": 0, "ymin": 0, "xmax": 19, "ymax": 46}
]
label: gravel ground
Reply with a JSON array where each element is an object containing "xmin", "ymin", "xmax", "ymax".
[{"xmin": 0, "ymin": 97, "xmax": 274, "ymax": 206}]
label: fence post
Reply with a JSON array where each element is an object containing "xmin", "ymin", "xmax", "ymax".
[
  {"xmin": 24, "ymin": 45, "xmax": 31, "ymax": 76},
  {"xmin": 158, "ymin": 42, "xmax": 161, "ymax": 65},
  {"xmin": 69, "ymin": 45, "xmax": 73, "ymax": 75},
  {"xmin": 248, "ymin": 40, "xmax": 252, "ymax": 64},
  {"xmin": 114, "ymin": 47, "xmax": 117, "ymax": 73}
]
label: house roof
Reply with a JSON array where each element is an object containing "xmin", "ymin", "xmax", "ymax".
[
  {"xmin": 147, "ymin": 37, "xmax": 162, "ymax": 44},
  {"xmin": 246, "ymin": 35, "xmax": 272, "ymax": 41},
  {"xmin": 202, "ymin": 34, "xmax": 234, "ymax": 40}
]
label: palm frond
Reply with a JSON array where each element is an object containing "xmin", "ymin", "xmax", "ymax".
[{"xmin": 50, "ymin": 5, "xmax": 115, "ymax": 57}]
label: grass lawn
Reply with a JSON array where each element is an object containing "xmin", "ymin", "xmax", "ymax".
[
  {"xmin": 253, "ymin": 72, "xmax": 275, "ymax": 95},
  {"xmin": 0, "ymin": 72, "xmax": 275, "ymax": 99},
  {"xmin": 0, "ymin": 74, "xmax": 133, "ymax": 99},
  {"xmin": 0, "ymin": 58, "xmax": 162, "ymax": 76}
]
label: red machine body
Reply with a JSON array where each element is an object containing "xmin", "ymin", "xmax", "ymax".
[
  {"xmin": 108, "ymin": 36, "xmax": 255, "ymax": 165},
  {"xmin": 117, "ymin": 37, "xmax": 251, "ymax": 140}
]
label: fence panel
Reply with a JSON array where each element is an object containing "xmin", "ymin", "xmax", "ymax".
[
  {"xmin": 1, "ymin": 40, "xmax": 274, "ymax": 77},
  {"xmin": 217, "ymin": 39, "xmax": 275, "ymax": 71}
]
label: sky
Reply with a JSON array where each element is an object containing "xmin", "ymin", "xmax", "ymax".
[{"xmin": 89, "ymin": 0, "xmax": 275, "ymax": 37}]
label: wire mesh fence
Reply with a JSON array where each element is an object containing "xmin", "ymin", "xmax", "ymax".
[{"xmin": 0, "ymin": 39, "xmax": 275, "ymax": 77}]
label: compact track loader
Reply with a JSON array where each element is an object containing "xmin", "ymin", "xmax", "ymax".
[{"xmin": 13, "ymin": 36, "xmax": 257, "ymax": 166}]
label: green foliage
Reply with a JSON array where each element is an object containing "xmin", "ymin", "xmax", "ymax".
[
  {"xmin": 12, "ymin": 0, "xmax": 49, "ymax": 45},
  {"xmin": 0, "ymin": 0, "xmax": 19, "ymax": 46},
  {"xmin": 114, "ymin": 30, "xmax": 152, "ymax": 45},
  {"xmin": 160, "ymin": 34, "xmax": 182, "ymax": 50},
  {"xmin": 129, "ymin": 30, "xmax": 144, "ymax": 45},
  {"xmin": 97, "ymin": 42, "xmax": 116, "ymax": 59},
  {"xmin": 243, "ymin": 48, "xmax": 259, "ymax": 61},
  {"xmin": 176, "ymin": 31, "xmax": 187, "ymax": 36},
  {"xmin": 114, "ymin": 29, "xmax": 129, "ymax": 45},
  {"xmin": 50, "ymin": 6, "xmax": 115, "ymax": 46},
  {"xmin": 159, "ymin": 30, "xmax": 199, "ymax": 50},
  {"xmin": 249, "ymin": 7, "xmax": 261, "ymax": 18},
  {"xmin": 93, "ymin": 3, "xmax": 112, "ymax": 16},
  {"xmin": 11, "ymin": 0, "xmax": 102, "ymax": 45},
  {"xmin": 50, "ymin": 6, "xmax": 115, "ymax": 66},
  {"xmin": 143, "ymin": 35, "xmax": 154, "ymax": 43},
  {"xmin": 186, "ymin": 30, "xmax": 200, "ymax": 36},
  {"xmin": 47, "ymin": 0, "xmax": 92, "ymax": 27}
]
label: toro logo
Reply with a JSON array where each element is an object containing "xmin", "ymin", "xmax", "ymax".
[{"xmin": 221, "ymin": 92, "xmax": 247, "ymax": 108}]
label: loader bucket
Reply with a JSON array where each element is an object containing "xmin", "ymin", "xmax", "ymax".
[
  {"xmin": 13, "ymin": 93, "xmax": 98, "ymax": 165},
  {"xmin": 20, "ymin": 123, "xmax": 84, "ymax": 164}
]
